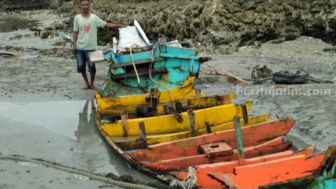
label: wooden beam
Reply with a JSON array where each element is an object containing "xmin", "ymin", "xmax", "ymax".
[
  {"xmin": 111, "ymin": 69, "xmax": 167, "ymax": 80},
  {"xmin": 188, "ymin": 109, "xmax": 197, "ymax": 136},
  {"xmin": 110, "ymin": 58, "xmax": 165, "ymax": 69},
  {"xmin": 138, "ymin": 122, "xmax": 148, "ymax": 149}
]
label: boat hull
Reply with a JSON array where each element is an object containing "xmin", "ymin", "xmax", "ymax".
[
  {"xmin": 114, "ymin": 114, "xmax": 271, "ymax": 149},
  {"xmin": 95, "ymin": 117, "xmax": 295, "ymax": 184},
  {"xmin": 100, "ymin": 102, "xmax": 253, "ymax": 137},
  {"xmin": 96, "ymin": 77, "xmax": 207, "ymax": 116},
  {"xmin": 99, "ymin": 44, "xmax": 207, "ymax": 97}
]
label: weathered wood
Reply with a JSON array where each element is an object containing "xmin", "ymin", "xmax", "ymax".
[
  {"xmin": 188, "ymin": 109, "xmax": 197, "ymax": 136},
  {"xmin": 111, "ymin": 69, "xmax": 167, "ymax": 80},
  {"xmin": 205, "ymin": 122, "xmax": 212, "ymax": 134},
  {"xmin": 110, "ymin": 58, "xmax": 165, "ymax": 69},
  {"xmin": 121, "ymin": 111, "xmax": 128, "ymax": 137},
  {"xmin": 138, "ymin": 122, "xmax": 147, "ymax": 149},
  {"xmin": 234, "ymin": 116, "xmax": 245, "ymax": 165},
  {"xmin": 187, "ymin": 96, "xmax": 224, "ymax": 109},
  {"xmin": 242, "ymin": 104, "xmax": 249, "ymax": 125}
]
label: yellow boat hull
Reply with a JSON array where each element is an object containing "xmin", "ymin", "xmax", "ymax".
[
  {"xmin": 101, "ymin": 102, "xmax": 253, "ymax": 137},
  {"xmin": 96, "ymin": 77, "xmax": 207, "ymax": 116},
  {"xmin": 113, "ymin": 113, "xmax": 271, "ymax": 148}
]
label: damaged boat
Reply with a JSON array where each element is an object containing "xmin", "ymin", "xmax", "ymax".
[
  {"xmin": 94, "ymin": 20, "xmax": 336, "ymax": 189},
  {"xmin": 96, "ymin": 115, "xmax": 336, "ymax": 189},
  {"xmin": 92, "ymin": 20, "xmax": 210, "ymax": 98}
]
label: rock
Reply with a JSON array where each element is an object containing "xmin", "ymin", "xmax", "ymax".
[
  {"xmin": 328, "ymin": 17, "xmax": 336, "ymax": 30},
  {"xmin": 63, "ymin": 0, "xmax": 336, "ymax": 53},
  {"xmin": 54, "ymin": 23, "xmax": 64, "ymax": 30},
  {"xmin": 209, "ymin": 30, "xmax": 236, "ymax": 45},
  {"xmin": 40, "ymin": 30, "xmax": 52, "ymax": 39},
  {"xmin": 181, "ymin": 39, "xmax": 195, "ymax": 48}
]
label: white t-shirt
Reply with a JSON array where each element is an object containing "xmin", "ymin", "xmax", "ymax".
[{"xmin": 73, "ymin": 14, "xmax": 107, "ymax": 50}]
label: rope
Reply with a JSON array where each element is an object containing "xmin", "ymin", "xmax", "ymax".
[
  {"xmin": 0, "ymin": 154, "xmax": 157, "ymax": 189},
  {"xmin": 201, "ymin": 67, "xmax": 251, "ymax": 85},
  {"xmin": 129, "ymin": 44, "xmax": 141, "ymax": 85},
  {"xmin": 148, "ymin": 48, "xmax": 183, "ymax": 122},
  {"xmin": 148, "ymin": 48, "xmax": 176, "ymax": 105}
]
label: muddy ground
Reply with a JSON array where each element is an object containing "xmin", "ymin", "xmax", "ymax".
[{"xmin": 0, "ymin": 10, "xmax": 336, "ymax": 189}]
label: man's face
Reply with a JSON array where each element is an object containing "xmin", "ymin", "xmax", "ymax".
[{"xmin": 80, "ymin": 0, "xmax": 90, "ymax": 13}]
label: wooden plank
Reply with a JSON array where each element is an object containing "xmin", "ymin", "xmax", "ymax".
[
  {"xmin": 220, "ymin": 154, "xmax": 324, "ymax": 189},
  {"xmin": 126, "ymin": 118, "xmax": 294, "ymax": 162},
  {"xmin": 111, "ymin": 69, "xmax": 167, "ymax": 80},
  {"xmin": 110, "ymin": 58, "xmax": 165, "ymax": 69},
  {"xmin": 187, "ymin": 95, "xmax": 224, "ymax": 109},
  {"xmin": 140, "ymin": 137, "xmax": 291, "ymax": 172},
  {"xmin": 191, "ymin": 148, "xmax": 316, "ymax": 189}
]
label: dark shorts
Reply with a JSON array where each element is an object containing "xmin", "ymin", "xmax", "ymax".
[{"xmin": 75, "ymin": 50, "xmax": 96, "ymax": 74}]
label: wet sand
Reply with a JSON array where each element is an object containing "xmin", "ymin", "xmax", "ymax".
[
  {"xmin": 0, "ymin": 10, "xmax": 336, "ymax": 189},
  {"xmin": 200, "ymin": 37, "xmax": 336, "ymax": 150},
  {"xmin": 0, "ymin": 100, "xmax": 158, "ymax": 188}
]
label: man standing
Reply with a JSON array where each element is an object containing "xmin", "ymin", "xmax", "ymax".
[{"xmin": 73, "ymin": 0, "xmax": 125, "ymax": 90}]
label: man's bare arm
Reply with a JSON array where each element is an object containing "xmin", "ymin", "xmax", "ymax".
[
  {"xmin": 105, "ymin": 23, "xmax": 126, "ymax": 29},
  {"xmin": 73, "ymin": 31, "xmax": 78, "ymax": 53}
]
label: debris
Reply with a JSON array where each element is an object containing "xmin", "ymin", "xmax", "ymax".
[
  {"xmin": 251, "ymin": 65, "xmax": 273, "ymax": 84},
  {"xmin": 202, "ymin": 68, "xmax": 251, "ymax": 85}
]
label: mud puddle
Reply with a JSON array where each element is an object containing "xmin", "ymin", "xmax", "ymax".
[
  {"xmin": 0, "ymin": 99, "xmax": 158, "ymax": 188},
  {"xmin": 0, "ymin": 16, "xmax": 39, "ymax": 33}
]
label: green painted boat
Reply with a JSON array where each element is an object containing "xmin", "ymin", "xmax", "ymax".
[{"xmin": 98, "ymin": 43, "xmax": 209, "ymax": 97}]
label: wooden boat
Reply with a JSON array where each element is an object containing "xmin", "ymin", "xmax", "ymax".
[
  {"xmin": 114, "ymin": 113, "xmax": 270, "ymax": 148},
  {"xmin": 98, "ymin": 43, "xmax": 211, "ymax": 97},
  {"xmin": 96, "ymin": 118, "xmax": 295, "ymax": 184},
  {"xmin": 96, "ymin": 77, "xmax": 208, "ymax": 116},
  {"xmin": 99, "ymin": 101, "xmax": 253, "ymax": 137},
  {"xmin": 97, "ymin": 89, "xmax": 235, "ymax": 118},
  {"xmin": 140, "ymin": 136, "xmax": 291, "ymax": 172},
  {"xmin": 171, "ymin": 119, "xmax": 336, "ymax": 189},
  {"xmin": 125, "ymin": 119, "xmax": 294, "ymax": 172}
]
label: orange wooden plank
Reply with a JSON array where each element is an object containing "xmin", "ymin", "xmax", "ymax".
[
  {"xmin": 141, "ymin": 137, "xmax": 291, "ymax": 172},
  {"xmin": 194, "ymin": 147, "xmax": 315, "ymax": 188},
  {"xmin": 210, "ymin": 153, "xmax": 324, "ymax": 189},
  {"xmin": 128, "ymin": 119, "xmax": 295, "ymax": 162}
]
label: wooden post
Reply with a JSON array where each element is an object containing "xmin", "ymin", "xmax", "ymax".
[
  {"xmin": 188, "ymin": 109, "xmax": 197, "ymax": 136},
  {"xmin": 138, "ymin": 122, "xmax": 147, "ymax": 149},
  {"xmin": 242, "ymin": 104, "xmax": 249, "ymax": 125},
  {"xmin": 234, "ymin": 116, "xmax": 245, "ymax": 165},
  {"xmin": 205, "ymin": 122, "xmax": 212, "ymax": 134},
  {"xmin": 121, "ymin": 111, "xmax": 128, "ymax": 137}
]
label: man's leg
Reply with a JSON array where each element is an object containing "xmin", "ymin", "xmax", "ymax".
[
  {"xmin": 76, "ymin": 50, "xmax": 90, "ymax": 89},
  {"xmin": 89, "ymin": 72, "xmax": 95, "ymax": 89},
  {"xmin": 81, "ymin": 71, "xmax": 90, "ymax": 89},
  {"xmin": 86, "ymin": 51, "xmax": 96, "ymax": 89}
]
